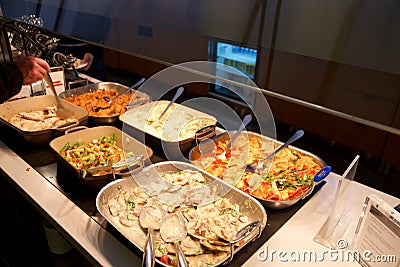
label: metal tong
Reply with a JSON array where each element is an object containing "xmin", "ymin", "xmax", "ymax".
[{"xmin": 79, "ymin": 154, "xmax": 144, "ymax": 179}]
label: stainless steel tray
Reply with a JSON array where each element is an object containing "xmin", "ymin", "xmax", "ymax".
[
  {"xmin": 0, "ymin": 95, "xmax": 88, "ymax": 146},
  {"xmin": 50, "ymin": 125, "xmax": 153, "ymax": 191},
  {"xmin": 189, "ymin": 131, "xmax": 328, "ymax": 209},
  {"xmin": 119, "ymin": 100, "xmax": 217, "ymax": 160},
  {"xmin": 96, "ymin": 161, "xmax": 267, "ymax": 266},
  {"xmin": 59, "ymin": 82, "xmax": 151, "ymax": 125}
]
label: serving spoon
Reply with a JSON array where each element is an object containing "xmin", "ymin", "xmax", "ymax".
[
  {"xmin": 217, "ymin": 114, "xmax": 252, "ymax": 160},
  {"xmin": 140, "ymin": 203, "xmax": 165, "ymax": 267},
  {"xmin": 92, "ymin": 77, "xmax": 145, "ymax": 112},
  {"xmin": 246, "ymin": 129, "xmax": 304, "ymax": 172},
  {"xmin": 44, "ymin": 72, "xmax": 74, "ymax": 119},
  {"xmin": 160, "ymin": 213, "xmax": 188, "ymax": 267},
  {"xmin": 158, "ymin": 87, "xmax": 184, "ymax": 120}
]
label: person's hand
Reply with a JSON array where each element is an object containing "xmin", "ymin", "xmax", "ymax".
[
  {"xmin": 13, "ymin": 56, "xmax": 51, "ymax": 85},
  {"xmin": 81, "ymin": 53, "xmax": 94, "ymax": 71}
]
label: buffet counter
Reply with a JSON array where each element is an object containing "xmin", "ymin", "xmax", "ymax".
[
  {"xmin": 1, "ymin": 134, "xmax": 398, "ymax": 266},
  {"xmin": 0, "ymin": 71, "xmax": 398, "ymax": 266},
  {"xmin": 243, "ymin": 171, "xmax": 399, "ymax": 266}
]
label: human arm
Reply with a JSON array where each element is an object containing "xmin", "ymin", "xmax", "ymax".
[
  {"xmin": 0, "ymin": 62, "xmax": 23, "ymax": 103},
  {"xmin": 13, "ymin": 56, "xmax": 51, "ymax": 85},
  {"xmin": 0, "ymin": 56, "xmax": 50, "ymax": 103}
]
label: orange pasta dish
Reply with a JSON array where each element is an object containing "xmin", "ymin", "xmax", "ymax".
[
  {"xmin": 65, "ymin": 89, "xmax": 143, "ymax": 117},
  {"xmin": 192, "ymin": 133, "xmax": 323, "ymax": 201}
]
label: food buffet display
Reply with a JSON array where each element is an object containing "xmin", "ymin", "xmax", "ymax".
[
  {"xmin": 96, "ymin": 161, "xmax": 267, "ymax": 267},
  {"xmin": 0, "ymin": 84, "xmax": 329, "ymax": 266}
]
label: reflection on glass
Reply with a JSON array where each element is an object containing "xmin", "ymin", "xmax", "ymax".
[{"xmin": 1, "ymin": 1, "xmax": 400, "ymax": 129}]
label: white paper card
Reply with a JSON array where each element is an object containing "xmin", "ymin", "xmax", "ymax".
[
  {"xmin": 352, "ymin": 195, "xmax": 400, "ymax": 267},
  {"xmin": 44, "ymin": 67, "xmax": 65, "ymax": 95}
]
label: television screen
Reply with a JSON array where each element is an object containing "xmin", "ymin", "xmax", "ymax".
[{"xmin": 209, "ymin": 39, "xmax": 259, "ymax": 104}]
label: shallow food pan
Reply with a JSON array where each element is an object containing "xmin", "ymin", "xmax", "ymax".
[
  {"xmin": 119, "ymin": 100, "xmax": 217, "ymax": 160},
  {"xmin": 0, "ymin": 95, "xmax": 88, "ymax": 146},
  {"xmin": 96, "ymin": 161, "xmax": 267, "ymax": 267},
  {"xmin": 58, "ymin": 82, "xmax": 151, "ymax": 125},
  {"xmin": 189, "ymin": 131, "xmax": 329, "ymax": 209},
  {"xmin": 49, "ymin": 125, "xmax": 153, "ymax": 191}
]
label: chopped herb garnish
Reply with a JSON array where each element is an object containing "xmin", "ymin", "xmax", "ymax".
[
  {"xmin": 277, "ymin": 180, "xmax": 295, "ymax": 189},
  {"xmin": 220, "ymin": 208, "xmax": 238, "ymax": 216},
  {"xmin": 126, "ymin": 198, "xmax": 135, "ymax": 209}
]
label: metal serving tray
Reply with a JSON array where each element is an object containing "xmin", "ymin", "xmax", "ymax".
[
  {"xmin": 119, "ymin": 100, "xmax": 217, "ymax": 160},
  {"xmin": 189, "ymin": 131, "xmax": 328, "ymax": 209},
  {"xmin": 96, "ymin": 161, "xmax": 267, "ymax": 267},
  {"xmin": 49, "ymin": 125, "xmax": 153, "ymax": 191},
  {"xmin": 58, "ymin": 82, "xmax": 151, "ymax": 125},
  {"xmin": 0, "ymin": 95, "xmax": 88, "ymax": 146}
]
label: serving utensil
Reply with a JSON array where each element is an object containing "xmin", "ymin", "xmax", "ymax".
[
  {"xmin": 92, "ymin": 78, "xmax": 146, "ymax": 112},
  {"xmin": 79, "ymin": 154, "xmax": 144, "ymax": 178},
  {"xmin": 160, "ymin": 213, "xmax": 188, "ymax": 267},
  {"xmin": 140, "ymin": 203, "xmax": 165, "ymax": 267},
  {"xmin": 313, "ymin": 166, "xmax": 331, "ymax": 183},
  {"xmin": 158, "ymin": 87, "xmax": 184, "ymax": 120},
  {"xmin": 228, "ymin": 220, "xmax": 262, "ymax": 261},
  {"xmin": 44, "ymin": 72, "xmax": 74, "ymax": 119},
  {"xmin": 217, "ymin": 114, "xmax": 252, "ymax": 160},
  {"xmin": 126, "ymin": 98, "xmax": 150, "ymax": 109},
  {"xmin": 246, "ymin": 129, "xmax": 304, "ymax": 173}
]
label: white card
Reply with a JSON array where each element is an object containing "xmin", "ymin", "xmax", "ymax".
[
  {"xmin": 352, "ymin": 195, "xmax": 400, "ymax": 267},
  {"xmin": 44, "ymin": 67, "xmax": 65, "ymax": 95}
]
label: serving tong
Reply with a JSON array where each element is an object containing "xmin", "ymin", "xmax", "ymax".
[
  {"xmin": 79, "ymin": 154, "xmax": 144, "ymax": 179},
  {"xmin": 227, "ymin": 220, "xmax": 262, "ymax": 262}
]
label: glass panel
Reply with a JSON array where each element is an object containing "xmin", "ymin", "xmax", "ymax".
[{"xmin": 1, "ymin": 0, "xmax": 399, "ymax": 129}]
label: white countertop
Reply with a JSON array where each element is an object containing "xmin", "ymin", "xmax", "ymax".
[
  {"xmin": 0, "ymin": 139, "xmax": 398, "ymax": 267},
  {"xmin": 243, "ymin": 172, "xmax": 399, "ymax": 267}
]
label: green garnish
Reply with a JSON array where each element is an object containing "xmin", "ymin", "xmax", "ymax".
[
  {"xmin": 297, "ymin": 175, "xmax": 313, "ymax": 186},
  {"xmin": 219, "ymin": 208, "xmax": 238, "ymax": 216},
  {"xmin": 277, "ymin": 180, "xmax": 295, "ymax": 189},
  {"xmin": 126, "ymin": 199, "xmax": 135, "ymax": 209}
]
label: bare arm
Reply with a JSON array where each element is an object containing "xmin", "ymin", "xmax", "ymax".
[{"xmin": 13, "ymin": 56, "xmax": 51, "ymax": 85}]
